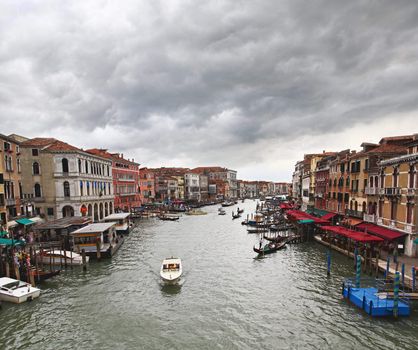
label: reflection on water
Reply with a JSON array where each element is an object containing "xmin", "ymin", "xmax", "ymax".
[
  {"xmin": 160, "ymin": 280, "xmax": 184, "ymax": 295},
  {"xmin": 0, "ymin": 200, "xmax": 417, "ymax": 350}
]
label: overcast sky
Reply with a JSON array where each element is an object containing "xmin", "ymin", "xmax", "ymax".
[{"xmin": 1, "ymin": 1, "xmax": 418, "ymax": 181}]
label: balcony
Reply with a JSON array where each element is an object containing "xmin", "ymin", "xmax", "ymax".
[
  {"xmin": 405, "ymin": 223, "xmax": 415, "ymax": 233},
  {"xmin": 363, "ymin": 213, "xmax": 376, "ymax": 223},
  {"xmin": 5, "ymin": 198, "xmax": 16, "ymax": 206},
  {"xmin": 406, "ymin": 188, "xmax": 416, "ymax": 197},
  {"xmin": 345, "ymin": 209, "xmax": 363, "ymax": 219},
  {"xmin": 32, "ymin": 196, "xmax": 45, "ymax": 203},
  {"xmin": 364, "ymin": 187, "xmax": 378, "ymax": 195},
  {"xmin": 384, "ymin": 187, "xmax": 401, "ymax": 196}
]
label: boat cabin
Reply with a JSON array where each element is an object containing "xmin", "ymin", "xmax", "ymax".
[
  {"xmin": 71, "ymin": 222, "xmax": 121, "ymax": 258},
  {"xmin": 162, "ymin": 263, "xmax": 180, "ymax": 271},
  {"xmin": 104, "ymin": 213, "xmax": 131, "ymax": 234}
]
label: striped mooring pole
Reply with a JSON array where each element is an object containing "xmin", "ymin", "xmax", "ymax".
[
  {"xmin": 355, "ymin": 255, "xmax": 361, "ymax": 288},
  {"xmin": 385, "ymin": 256, "xmax": 390, "ymax": 280},
  {"xmin": 327, "ymin": 251, "xmax": 331, "ymax": 276},
  {"xmin": 354, "ymin": 247, "xmax": 358, "ymax": 271},
  {"xmin": 401, "ymin": 263, "xmax": 405, "ymax": 287},
  {"xmin": 412, "ymin": 267, "xmax": 416, "ymax": 292},
  {"xmin": 393, "ymin": 271, "xmax": 400, "ymax": 318}
]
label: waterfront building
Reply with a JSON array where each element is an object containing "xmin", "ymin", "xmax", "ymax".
[
  {"xmin": 257, "ymin": 181, "xmax": 269, "ymax": 197},
  {"xmin": 292, "ymin": 160, "xmax": 304, "ymax": 203},
  {"xmin": 0, "ymin": 134, "xmax": 26, "ymax": 222},
  {"xmin": 199, "ymin": 175, "xmax": 209, "ymax": 202},
  {"xmin": 377, "ymin": 135, "xmax": 418, "ymax": 256},
  {"xmin": 184, "ymin": 173, "xmax": 200, "ymax": 201},
  {"xmin": 86, "ymin": 149, "xmax": 141, "ymax": 212},
  {"xmin": 0, "ymin": 153, "xmax": 6, "ymax": 226},
  {"xmin": 139, "ymin": 168, "xmax": 155, "ymax": 204},
  {"xmin": 192, "ymin": 167, "xmax": 237, "ymax": 198},
  {"xmin": 247, "ymin": 181, "xmax": 259, "ymax": 198},
  {"xmin": 274, "ymin": 182, "xmax": 290, "ymax": 196},
  {"xmin": 20, "ymin": 138, "xmax": 114, "ymax": 222},
  {"xmin": 314, "ymin": 155, "xmax": 336, "ymax": 212},
  {"xmin": 327, "ymin": 149, "xmax": 351, "ymax": 216}
]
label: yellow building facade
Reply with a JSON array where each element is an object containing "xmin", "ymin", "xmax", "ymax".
[{"xmin": 378, "ymin": 147, "xmax": 418, "ymax": 256}]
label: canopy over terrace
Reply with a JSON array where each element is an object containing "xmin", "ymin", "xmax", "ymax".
[
  {"xmin": 356, "ymin": 222, "xmax": 406, "ymax": 241},
  {"xmin": 321, "ymin": 225, "xmax": 383, "ymax": 243},
  {"xmin": 279, "ymin": 203, "xmax": 294, "ymax": 210},
  {"xmin": 286, "ymin": 210, "xmax": 330, "ymax": 225}
]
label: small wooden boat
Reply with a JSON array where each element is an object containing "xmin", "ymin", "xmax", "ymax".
[
  {"xmin": 253, "ymin": 241, "xmax": 286, "ymax": 255},
  {"xmin": 263, "ymin": 234, "xmax": 286, "ymax": 243},
  {"xmin": 21, "ymin": 268, "xmax": 61, "ymax": 282},
  {"xmin": 0, "ymin": 277, "xmax": 41, "ymax": 304},
  {"xmin": 218, "ymin": 208, "xmax": 226, "ymax": 215},
  {"xmin": 247, "ymin": 227, "xmax": 269, "ymax": 234},
  {"xmin": 158, "ymin": 214, "xmax": 180, "ymax": 221},
  {"xmin": 185, "ymin": 209, "xmax": 207, "ymax": 215},
  {"xmin": 232, "ymin": 213, "xmax": 241, "ymax": 220},
  {"xmin": 160, "ymin": 257, "xmax": 182, "ymax": 284}
]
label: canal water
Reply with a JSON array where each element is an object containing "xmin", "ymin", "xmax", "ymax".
[{"xmin": 1, "ymin": 200, "xmax": 417, "ymax": 350}]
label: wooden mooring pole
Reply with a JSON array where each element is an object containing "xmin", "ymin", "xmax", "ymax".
[{"xmin": 82, "ymin": 249, "xmax": 87, "ymax": 271}]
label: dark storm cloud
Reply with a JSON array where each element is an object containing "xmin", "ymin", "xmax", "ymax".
[{"xmin": 1, "ymin": 0, "xmax": 418, "ymax": 178}]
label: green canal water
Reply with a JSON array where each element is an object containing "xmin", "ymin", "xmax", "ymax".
[{"xmin": 1, "ymin": 201, "xmax": 417, "ymax": 349}]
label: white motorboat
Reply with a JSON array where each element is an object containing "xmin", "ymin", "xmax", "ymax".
[
  {"xmin": 0, "ymin": 277, "xmax": 41, "ymax": 304},
  {"xmin": 218, "ymin": 208, "xmax": 226, "ymax": 215},
  {"xmin": 160, "ymin": 257, "xmax": 182, "ymax": 284},
  {"xmin": 38, "ymin": 250, "xmax": 89, "ymax": 266}
]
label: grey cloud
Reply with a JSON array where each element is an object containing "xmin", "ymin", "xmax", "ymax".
[{"xmin": 1, "ymin": 0, "xmax": 418, "ymax": 179}]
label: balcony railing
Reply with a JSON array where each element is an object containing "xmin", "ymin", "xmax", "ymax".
[
  {"xmin": 5, "ymin": 198, "xmax": 16, "ymax": 206},
  {"xmin": 364, "ymin": 187, "xmax": 378, "ymax": 195},
  {"xmin": 384, "ymin": 187, "xmax": 401, "ymax": 196},
  {"xmin": 345, "ymin": 209, "xmax": 364, "ymax": 219},
  {"xmin": 363, "ymin": 213, "xmax": 376, "ymax": 223},
  {"xmin": 407, "ymin": 188, "xmax": 416, "ymax": 197}
]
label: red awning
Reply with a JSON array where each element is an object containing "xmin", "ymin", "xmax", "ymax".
[
  {"xmin": 356, "ymin": 222, "xmax": 406, "ymax": 241},
  {"xmin": 321, "ymin": 225, "xmax": 383, "ymax": 243},
  {"xmin": 279, "ymin": 203, "xmax": 294, "ymax": 210},
  {"xmin": 321, "ymin": 212, "xmax": 337, "ymax": 221}
]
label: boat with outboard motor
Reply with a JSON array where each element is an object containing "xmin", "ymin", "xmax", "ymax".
[
  {"xmin": 160, "ymin": 257, "xmax": 182, "ymax": 284},
  {"xmin": 0, "ymin": 277, "xmax": 41, "ymax": 304}
]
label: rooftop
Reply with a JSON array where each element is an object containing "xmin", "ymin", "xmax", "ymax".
[{"xmin": 71, "ymin": 222, "xmax": 116, "ymax": 234}]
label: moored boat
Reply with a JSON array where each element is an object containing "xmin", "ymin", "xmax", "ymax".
[
  {"xmin": 104, "ymin": 213, "xmax": 131, "ymax": 234},
  {"xmin": 218, "ymin": 208, "xmax": 226, "ymax": 215},
  {"xmin": 37, "ymin": 250, "xmax": 89, "ymax": 266},
  {"xmin": 221, "ymin": 201, "xmax": 234, "ymax": 207},
  {"xmin": 158, "ymin": 214, "xmax": 180, "ymax": 221},
  {"xmin": 160, "ymin": 257, "xmax": 182, "ymax": 284},
  {"xmin": 0, "ymin": 277, "xmax": 41, "ymax": 304},
  {"xmin": 185, "ymin": 209, "xmax": 207, "ymax": 215}
]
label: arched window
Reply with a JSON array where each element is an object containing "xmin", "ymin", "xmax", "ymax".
[
  {"xmin": 362, "ymin": 201, "xmax": 366, "ymax": 213},
  {"xmin": 62, "ymin": 158, "xmax": 69, "ymax": 173},
  {"xmin": 33, "ymin": 162, "xmax": 40, "ymax": 175},
  {"xmin": 87, "ymin": 181, "xmax": 90, "ymax": 196},
  {"xmin": 64, "ymin": 181, "xmax": 71, "ymax": 197},
  {"xmin": 78, "ymin": 159, "xmax": 82, "ymax": 173},
  {"xmin": 409, "ymin": 165, "xmax": 415, "ymax": 188},
  {"xmin": 354, "ymin": 201, "xmax": 358, "ymax": 212},
  {"xmin": 369, "ymin": 177, "xmax": 374, "ymax": 188},
  {"xmin": 85, "ymin": 160, "xmax": 89, "ymax": 174},
  {"xmin": 80, "ymin": 181, "xmax": 84, "ymax": 196},
  {"xmin": 393, "ymin": 167, "xmax": 399, "ymax": 187},
  {"xmin": 34, "ymin": 183, "xmax": 41, "ymax": 197}
]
